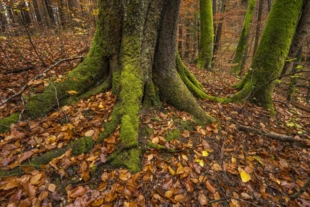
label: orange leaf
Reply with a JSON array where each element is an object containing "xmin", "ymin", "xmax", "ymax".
[{"xmin": 164, "ymin": 190, "xmax": 174, "ymax": 198}]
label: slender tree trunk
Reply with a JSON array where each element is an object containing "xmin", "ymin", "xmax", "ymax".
[
  {"xmin": 287, "ymin": 47, "xmax": 303, "ymax": 102},
  {"xmin": 0, "ymin": 0, "xmax": 214, "ymax": 172},
  {"xmin": 197, "ymin": 0, "xmax": 214, "ymax": 70},
  {"xmin": 44, "ymin": 0, "xmax": 55, "ymax": 25},
  {"xmin": 253, "ymin": 0, "xmax": 263, "ymax": 55},
  {"xmin": 231, "ymin": 0, "xmax": 256, "ymax": 74},
  {"xmin": 230, "ymin": 0, "xmax": 304, "ymax": 113},
  {"xmin": 213, "ymin": 0, "xmax": 226, "ymax": 55},
  {"xmin": 0, "ymin": 3, "xmax": 7, "ymax": 32}
]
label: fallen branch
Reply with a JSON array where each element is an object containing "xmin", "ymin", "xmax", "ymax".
[
  {"xmin": 0, "ymin": 56, "xmax": 83, "ymax": 106},
  {"xmin": 237, "ymin": 125, "xmax": 310, "ymax": 148},
  {"xmin": 291, "ymin": 101, "xmax": 310, "ymax": 113},
  {"xmin": 291, "ymin": 179, "xmax": 310, "ymax": 200},
  {"xmin": 2, "ymin": 66, "xmax": 35, "ymax": 74}
]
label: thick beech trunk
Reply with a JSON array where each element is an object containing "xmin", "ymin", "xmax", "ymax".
[
  {"xmin": 0, "ymin": 0, "xmax": 214, "ymax": 173},
  {"xmin": 229, "ymin": 0, "xmax": 304, "ymax": 113},
  {"xmin": 197, "ymin": 0, "xmax": 214, "ymax": 70},
  {"xmin": 231, "ymin": 0, "xmax": 256, "ymax": 74}
]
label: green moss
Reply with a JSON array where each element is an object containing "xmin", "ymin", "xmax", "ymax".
[
  {"xmin": 31, "ymin": 148, "xmax": 68, "ymax": 166},
  {"xmin": 231, "ymin": 0, "xmax": 256, "ymax": 74},
  {"xmin": 229, "ymin": 0, "xmax": 303, "ymax": 112},
  {"xmin": 197, "ymin": 0, "xmax": 214, "ymax": 70},
  {"xmin": 165, "ymin": 129, "xmax": 180, "ymax": 141},
  {"xmin": 69, "ymin": 137, "xmax": 95, "ymax": 156},
  {"xmin": 110, "ymin": 148, "xmax": 141, "ymax": 172},
  {"xmin": 0, "ymin": 113, "xmax": 19, "ymax": 133}
]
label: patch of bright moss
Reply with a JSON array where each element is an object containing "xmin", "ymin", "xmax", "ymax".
[
  {"xmin": 165, "ymin": 129, "xmax": 181, "ymax": 141},
  {"xmin": 0, "ymin": 113, "xmax": 19, "ymax": 133}
]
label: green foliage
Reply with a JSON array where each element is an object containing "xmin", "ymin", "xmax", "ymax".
[{"xmin": 0, "ymin": 113, "xmax": 19, "ymax": 133}]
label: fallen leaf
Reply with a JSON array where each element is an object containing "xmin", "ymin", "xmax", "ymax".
[
  {"xmin": 164, "ymin": 190, "xmax": 174, "ymax": 198},
  {"xmin": 198, "ymin": 193, "xmax": 208, "ymax": 206}
]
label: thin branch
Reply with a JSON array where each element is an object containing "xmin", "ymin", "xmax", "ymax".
[
  {"xmin": 0, "ymin": 57, "xmax": 83, "ymax": 106},
  {"xmin": 2, "ymin": 66, "xmax": 35, "ymax": 74},
  {"xmin": 237, "ymin": 125, "xmax": 310, "ymax": 148},
  {"xmin": 291, "ymin": 179, "xmax": 310, "ymax": 200}
]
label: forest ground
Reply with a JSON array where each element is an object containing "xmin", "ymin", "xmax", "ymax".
[{"xmin": 0, "ymin": 32, "xmax": 309, "ymax": 207}]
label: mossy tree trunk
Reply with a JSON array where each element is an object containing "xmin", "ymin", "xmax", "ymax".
[
  {"xmin": 281, "ymin": 0, "xmax": 310, "ymax": 77},
  {"xmin": 228, "ymin": 0, "xmax": 304, "ymax": 113},
  {"xmin": 197, "ymin": 0, "xmax": 214, "ymax": 70},
  {"xmin": 231, "ymin": 0, "xmax": 256, "ymax": 74},
  {"xmin": 0, "ymin": 0, "xmax": 215, "ymax": 173}
]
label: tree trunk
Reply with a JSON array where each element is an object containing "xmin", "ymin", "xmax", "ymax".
[
  {"xmin": 44, "ymin": 0, "xmax": 55, "ymax": 25},
  {"xmin": 213, "ymin": 0, "xmax": 226, "ymax": 55},
  {"xmin": 197, "ymin": 0, "xmax": 214, "ymax": 70},
  {"xmin": 231, "ymin": 0, "xmax": 256, "ymax": 74},
  {"xmin": 230, "ymin": 0, "xmax": 304, "ymax": 113},
  {"xmin": 281, "ymin": 0, "xmax": 310, "ymax": 76},
  {"xmin": 32, "ymin": 0, "xmax": 42, "ymax": 23},
  {"xmin": 253, "ymin": 0, "xmax": 263, "ymax": 55},
  {"xmin": 0, "ymin": 0, "xmax": 214, "ymax": 172}
]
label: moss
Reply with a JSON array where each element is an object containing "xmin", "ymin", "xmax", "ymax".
[
  {"xmin": 231, "ymin": 0, "xmax": 256, "ymax": 74},
  {"xmin": 230, "ymin": 0, "xmax": 303, "ymax": 112},
  {"xmin": 69, "ymin": 137, "xmax": 95, "ymax": 156},
  {"xmin": 31, "ymin": 148, "xmax": 68, "ymax": 166},
  {"xmin": 0, "ymin": 113, "xmax": 19, "ymax": 133},
  {"xmin": 110, "ymin": 148, "xmax": 141, "ymax": 172},
  {"xmin": 165, "ymin": 129, "xmax": 180, "ymax": 141},
  {"xmin": 197, "ymin": 0, "xmax": 214, "ymax": 70}
]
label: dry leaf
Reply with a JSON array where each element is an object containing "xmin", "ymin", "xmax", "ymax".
[{"xmin": 198, "ymin": 193, "xmax": 208, "ymax": 206}]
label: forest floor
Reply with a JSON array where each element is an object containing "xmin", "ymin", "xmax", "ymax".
[{"xmin": 0, "ymin": 32, "xmax": 309, "ymax": 207}]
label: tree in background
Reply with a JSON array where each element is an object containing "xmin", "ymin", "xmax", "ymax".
[
  {"xmin": 197, "ymin": 0, "xmax": 214, "ymax": 70},
  {"xmin": 0, "ymin": 0, "xmax": 215, "ymax": 172},
  {"xmin": 228, "ymin": 0, "xmax": 304, "ymax": 113},
  {"xmin": 231, "ymin": 0, "xmax": 256, "ymax": 74}
]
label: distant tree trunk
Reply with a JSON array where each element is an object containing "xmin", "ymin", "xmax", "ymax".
[
  {"xmin": 213, "ymin": 0, "xmax": 226, "ymax": 55},
  {"xmin": 32, "ymin": 0, "xmax": 42, "ymax": 23},
  {"xmin": 44, "ymin": 0, "xmax": 55, "ymax": 25},
  {"xmin": 19, "ymin": 1, "xmax": 31, "ymax": 25},
  {"xmin": 267, "ymin": 0, "xmax": 272, "ymax": 11},
  {"xmin": 253, "ymin": 0, "xmax": 263, "ymax": 55},
  {"xmin": 230, "ymin": 0, "xmax": 304, "ymax": 113},
  {"xmin": 197, "ymin": 0, "xmax": 214, "ymax": 70},
  {"xmin": 287, "ymin": 47, "xmax": 302, "ymax": 102},
  {"xmin": 58, "ymin": 0, "xmax": 69, "ymax": 29},
  {"xmin": 0, "ymin": 4, "xmax": 7, "ymax": 32},
  {"xmin": 231, "ymin": 0, "xmax": 256, "ymax": 74},
  {"xmin": 281, "ymin": 0, "xmax": 310, "ymax": 76},
  {"xmin": 68, "ymin": 0, "xmax": 80, "ymax": 19}
]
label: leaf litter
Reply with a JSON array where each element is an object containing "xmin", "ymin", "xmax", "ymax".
[{"xmin": 0, "ymin": 34, "xmax": 309, "ymax": 207}]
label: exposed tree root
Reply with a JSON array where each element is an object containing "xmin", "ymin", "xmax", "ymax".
[{"xmin": 238, "ymin": 125, "xmax": 310, "ymax": 148}]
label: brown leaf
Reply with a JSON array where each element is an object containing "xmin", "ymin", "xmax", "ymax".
[
  {"xmin": 206, "ymin": 180, "xmax": 216, "ymax": 194},
  {"xmin": 164, "ymin": 190, "xmax": 174, "ymax": 198},
  {"xmin": 198, "ymin": 193, "xmax": 208, "ymax": 206},
  {"xmin": 69, "ymin": 186, "xmax": 86, "ymax": 198}
]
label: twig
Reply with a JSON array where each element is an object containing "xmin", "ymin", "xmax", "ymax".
[
  {"xmin": 2, "ymin": 66, "xmax": 35, "ymax": 74},
  {"xmin": 16, "ymin": 13, "xmax": 46, "ymax": 66},
  {"xmin": 237, "ymin": 125, "xmax": 310, "ymax": 148},
  {"xmin": 0, "ymin": 56, "xmax": 83, "ymax": 106},
  {"xmin": 291, "ymin": 179, "xmax": 310, "ymax": 200}
]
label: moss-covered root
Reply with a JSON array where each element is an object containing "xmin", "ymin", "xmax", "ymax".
[
  {"xmin": 0, "ymin": 113, "xmax": 20, "ymax": 133},
  {"xmin": 0, "ymin": 137, "xmax": 95, "ymax": 177}
]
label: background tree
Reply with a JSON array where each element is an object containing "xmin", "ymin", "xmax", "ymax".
[
  {"xmin": 231, "ymin": 0, "xmax": 256, "ymax": 74},
  {"xmin": 197, "ymin": 0, "xmax": 214, "ymax": 70},
  {"xmin": 228, "ymin": 0, "xmax": 304, "ymax": 113}
]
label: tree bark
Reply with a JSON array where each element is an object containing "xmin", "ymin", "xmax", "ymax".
[
  {"xmin": 229, "ymin": 0, "xmax": 304, "ymax": 113},
  {"xmin": 0, "ymin": 0, "xmax": 215, "ymax": 172},
  {"xmin": 197, "ymin": 0, "xmax": 214, "ymax": 70},
  {"xmin": 253, "ymin": 0, "xmax": 263, "ymax": 55},
  {"xmin": 281, "ymin": 0, "xmax": 310, "ymax": 77},
  {"xmin": 231, "ymin": 0, "xmax": 256, "ymax": 74}
]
